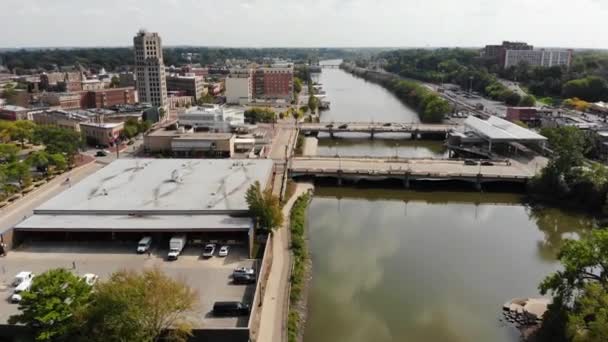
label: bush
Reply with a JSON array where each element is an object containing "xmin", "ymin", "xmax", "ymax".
[{"xmin": 244, "ymin": 107, "xmax": 276, "ymax": 124}]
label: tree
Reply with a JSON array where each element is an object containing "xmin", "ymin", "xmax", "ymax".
[
  {"xmin": 504, "ymin": 91, "xmax": 522, "ymax": 106},
  {"xmin": 567, "ymin": 283, "xmax": 608, "ymax": 342},
  {"xmin": 27, "ymin": 150, "xmax": 50, "ymax": 172},
  {"xmin": 9, "ymin": 120, "xmax": 36, "ymax": 147},
  {"xmin": 307, "ymin": 95, "xmax": 319, "ymax": 114},
  {"xmin": 244, "ymin": 107, "xmax": 276, "ymax": 124},
  {"xmin": 48, "ymin": 153, "xmax": 68, "ymax": 173},
  {"xmin": 0, "ymin": 143, "xmax": 19, "ymax": 162},
  {"xmin": 520, "ymin": 94, "xmax": 537, "ymax": 107},
  {"xmin": 196, "ymin": 93, "xmax": 215, "ymax": 105},
  {"xmin": 79, "ymin": 268, "xmax": 198, "ymax": 342},
  {"xmin": 33, "ymin": 125, "xmax": 82, "ymax": 161},
  {"xmin": 422, "ymin": 97, "xmax": 450, "ymax": 123},
  {"xmin": 8, "ymin": 268, "xmax": 93, "ymax": 342},
  {"xmin": 563, "ymin": 76, "xmax": 608, "ymax": 102},
  {"xmin": 246, "ymin": 181, "xmax": 284, "ymax": 231},
  {"xmin": 540, "ymin": 126, "xmax": 586, "ymax": 176},
  {"xmin": 537, "ymin": 230, "xmax": 608, "ymax": 342},
  {"xmin": 110, "ymin": 75, "xmax": 120, "ymax": 88},
  {"xmin": 293, "ymin": 77, "xmax": 303, "ymax": 94}
]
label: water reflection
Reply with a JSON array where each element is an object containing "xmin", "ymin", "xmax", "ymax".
[
  {"xmin": 304, "ymin": 190, "xmax": 594, "ymax": 342},
  {"xmin": 317, "ymin": 138, "xmax": 448, "ymax": 158}
]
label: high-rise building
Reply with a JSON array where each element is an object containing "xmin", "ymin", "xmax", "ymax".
[
  {"xmin": 482, "ymin": 41, "xmax": 533, "ymax": 66},
  {"xmin": 504, "ymin": 49, "xmax": 573, "ymax": 69},
  {"xmin": 252, "ymin": 66, "xmax": 294, "ymax": 101},
  {"xmin": 166, "ymin": 74, "xmax": 205, "ymax": 101},
  {"xmin": 133, "ymin": 30, "xmax": 168, "ymax": 110}
]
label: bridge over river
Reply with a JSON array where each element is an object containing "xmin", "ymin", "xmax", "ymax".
[
  {"xmin": 289, "ymin": 156, "xmax": 534, "ymax": 188},
  {"xmin": 299, "ymin": 122, "xmax": 459, "ymax": 139}
]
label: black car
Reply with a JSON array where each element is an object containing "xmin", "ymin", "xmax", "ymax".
[
  {"xmin": 325, "ymin": 124, "xmax": 334, "ymax": 129},
  {"xmin": 338, "ymin": 124, "xmax": 348, "ymax": 129},
  {"xmin": 95, "ymin": 151, "xmax": 107, "ymax": 157},
  {"xmin": 464, "ymin": 159, "xmax": 478, "ymax": 166},
  {"xmin": 383, "ymin": 123, "xmax": 392, "ymax": 127},
  {"xmin": 233, "ymin": 273, "xmax": 256, "ymax": 285},
  {"xmin": 212, "ymin": 301, "xmax": 250, "ymax": 316},
  {"xmin": 481, "ymin": 161, "xmax": 494, "ymax": 166}
]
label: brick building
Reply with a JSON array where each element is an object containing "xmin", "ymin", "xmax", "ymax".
[
  {"xmin": 253, "ymin": 66, "xmax": 293, "ymax": 101},
  {"xmin": 81, "ymin": 87, "xmax": 137, "ymax": 109}
]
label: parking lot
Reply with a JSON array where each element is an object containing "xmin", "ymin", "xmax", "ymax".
[{"xmin": 0, "ymin": 241, "xmax": 256, "ymax": 328}]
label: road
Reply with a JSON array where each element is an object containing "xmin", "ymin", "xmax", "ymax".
[
  {"xmin": 0, "ymin": 161, "xmax": 102, "ymax": 238},
  {"xmin": 290, "ymin": 156, "xmax": 534, "ymax": 180}
]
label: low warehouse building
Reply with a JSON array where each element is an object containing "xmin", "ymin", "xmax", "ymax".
[
  {"xmin": 13, "ymin": 159, "xmax": 273, "ymax": 257},
  {"xmin": 145, "ymin": 128, "xmax": 235, "ymax": 157}
]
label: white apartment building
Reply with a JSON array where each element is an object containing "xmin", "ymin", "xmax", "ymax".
[
  {"xmin": 225, "ymin": 69, "xmax": 253, "ymax": 105},
  {"xmin": 133, "ymin": 30, "xmax": 168, "ymax": 110},
  {"xmin": 178, "ymin": 104, "xmax": 245, "ymax": 132},
  {"xmin": 504, "ymin": 49, "xmax": 573, "ymax": 69}
]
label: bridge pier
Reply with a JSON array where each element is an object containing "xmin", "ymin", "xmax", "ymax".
[
  {"xmin": 329, "ymin": 131, "xmax": 334, "ymax": 139},
  {"xmin": 370, "ymin": 130, "xmax": 375, "ymax": 140},
  {"xmin": 337, "ymin": 170, "xmax": 343, "ymax": 186},
  {"xmin": 475, "ymin": 174, "xmax": 482, "ymax": 191},
  {"xmin": 411, "ymin": 130, "xmax": 419, "ymax": 140},
  {"xmin": 403, "ymin": 173, "xmax": 410, "ymax": 189}
]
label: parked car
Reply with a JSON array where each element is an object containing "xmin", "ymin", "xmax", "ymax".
[
  {"xmin": 95, "ymin": 150, "xmax": 108, "ymax": 157},
  {"xmin": 202, "ymin": 244, "xmax": 216, "ymax": 258},
  {"xmin": 338, "ymin": 124, "xmax": 348, "ymax": 129},
  {"xmin": 383, "ymin": 123, "xmax": 392, "ymax": 127},
  {"xmin": 12, "ymin": 271, "xmax": 33, "ymax": 287},
  {"xmin": 464, "ymin": 159, "xmax": 478, "ymax": 166},
  {"xmin": 212, "ymin": 301, "xmax": 250, "ymax": 316},
  {"xmin": 11, "ymin": 277, "xmax": 34, "ymax": 303},
  {"xmin": 82, "ymin": 273, "xmax": 99, "ymax": 286},
  {"xmin": 218, "ymin": 245, "xmax": 230, "ymax": 257},
  {"xmin": 481, "ymin": 161, "xmax": 494, "ymax": 166},
  {"xmin": 233, "ymin": 273, "xmax": 256, "ymax": 285},
  {"xmin": 325, "ymin": 124, "xmax": 334, "ymax": 128},
  {"xmin": 233, "ymin": 267, "xmax": 255, "ymax": 276},
  {"xmin": 136, "ymin": 236, "xmax": 152, "ymax": 254}
]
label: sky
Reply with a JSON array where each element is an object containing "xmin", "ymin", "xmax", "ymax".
[{"xmin": 0, "ymin": 0, "xmax": 606, "ymax": 48}]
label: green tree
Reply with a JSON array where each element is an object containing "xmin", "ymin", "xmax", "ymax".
[
  {"xmin": 540, "ymin": 126, "xmax": 586, "ymax": 175},
  {"xmin": 422, "ymin": 97, "xmax": 450, "ymax": 122},
  {"xmin": 519, "ymin": 94, "xmax": 537, "ymax": 107},
  {"xmin": 246, "ymin": 181, "xmax": 284, "ymax": 231},
  {"xmin": 33, "ymin": 125, "xmax": 82, "ymax": 161},
  {"xmin": 567, "ymin": 283, "xmax": 608, "ymax": 342},
  {"xmin": 110, "ymin": 75, "xmax": 120, "ymax": 88},
  {"xmin": 27, "ymin": 150, "xmax": 50, "ymax": 172},
  {"xmin": 9, "ymin": 120, "xmax": 36, "ymax": 147},
  {"xmin": 244, "ymin": 107, "xmax": 276, "ymax": 124},
  {"xmin": 563, "ymin": 76, "xmax": 608, "ymax": 102},
  {"xmin": 48, "ymin": 153, "xmax": 68, "ymax": 173},
  {"xmin": 0, "ymin": 143, "xmax": 19, "ymax": 162},
  {"xmin": 196, "ymin": 93, "xmax": 215, "ymax": 105},
  {"xmin": 79, "ymin": 268, "xmax": 198, "ymax": 342},
  {"xmin": 6, "ymin": 161, "xmax": 32, "ymax": 188},
  {"xmin": 8, "ymin": 268, "xmax": 93, "ymax": 342},
  {"xmin": 307, "ymin": 95, "xmax": 318, "ymax": 114},
  {"xmin": 293, "ymin": 77, "xmax": 303, "ymax": 94}
]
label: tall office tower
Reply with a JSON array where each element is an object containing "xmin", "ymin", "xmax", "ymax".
[{"xmin": 133, "ymin": 30, "xmax": 168, "ymax": 110}]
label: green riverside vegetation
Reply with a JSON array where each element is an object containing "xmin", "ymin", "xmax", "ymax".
[{"xmin": 288, "ymin": 193, "xmax": 311, "ymax": 342}]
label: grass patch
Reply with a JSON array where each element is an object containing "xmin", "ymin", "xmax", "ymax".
[{"xmin": 287, "ymin": 193, "xmax": 310, "ymax": 342}]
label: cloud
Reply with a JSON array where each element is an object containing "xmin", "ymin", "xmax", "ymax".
[{"xmin": 0, "ymin": 0, "xmax": 605, "ymax": 47}]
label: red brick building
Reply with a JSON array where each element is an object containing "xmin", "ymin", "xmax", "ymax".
[
  {"xmin": 81, "ymin": 87, "xmax": 136, "ymax": 109},
  {"xmin": 253, "ymin": 67, "xmax": 293, "ymax": 101},
  {"xmin": 506, "ymin": 107, "xmax": 541, "ymax": 126}
]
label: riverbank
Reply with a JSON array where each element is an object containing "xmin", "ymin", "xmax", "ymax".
[
  {"xmin": 287, "ymin": 190, "xmax": 313, "ymax": 342},
  {"xmin": 340, "ymin": 63, "xmax": 450, "ymax": 123}
]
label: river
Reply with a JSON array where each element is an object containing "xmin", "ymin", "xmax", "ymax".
[
  {"xmin": 312, "ymin": 60, "xmax": 447, "ymax": 159},
  {"xmin": 302, "ymin": 63, "xmax": 596, "ymax": 342}
]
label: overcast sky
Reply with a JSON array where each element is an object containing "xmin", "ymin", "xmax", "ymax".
[{"xmin": 1, "ymin": 0, "xmax": 606, "ymax": 48}]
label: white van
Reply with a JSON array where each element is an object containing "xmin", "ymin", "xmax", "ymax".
[
  {"xmin": 11, "ymin": 278, "xmax": 33, "ymax": 303},
  {"xmin": 137, "ymin": 236, "xmax": 152, "ymax": 254}
]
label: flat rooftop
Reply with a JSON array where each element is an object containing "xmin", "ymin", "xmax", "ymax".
[
  {"xmin": 33, "ymin": 159, "xmax": 273, "ymax": 215},
  {"xmin": 464, "ymin": 115, "xmax": 547, "ymax": 142}
]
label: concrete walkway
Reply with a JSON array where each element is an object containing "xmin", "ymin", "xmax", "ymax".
[{"xmin": 256, "ymin": 182, "xmax": 313, "ymax": 342}]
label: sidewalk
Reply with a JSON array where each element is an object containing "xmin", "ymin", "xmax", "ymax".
[{"xmin": 256, "ymin": 182, "xmax": 313, "ymax": 342}]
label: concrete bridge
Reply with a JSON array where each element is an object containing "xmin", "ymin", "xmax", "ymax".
[
  {"xmin": 299, "ymin": 122, "xmax": 459, "ymax": 139},
  {"xmin": 289, "ymin": 156, "xmax": 533, "ymax": 189}
]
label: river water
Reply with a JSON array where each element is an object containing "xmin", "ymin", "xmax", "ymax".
[
  {"xmin": 312, "ymin": 61, "xmax": 447, "ymax": 159},
  {"xmin": 302, "ymin": 64, "xmax": 596, "ymax": 342}
]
